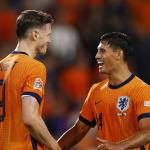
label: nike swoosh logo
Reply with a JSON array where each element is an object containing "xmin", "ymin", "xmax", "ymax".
[{"xmin": 95, "ymin": 101, "xmax": 102, "ymax": 105}]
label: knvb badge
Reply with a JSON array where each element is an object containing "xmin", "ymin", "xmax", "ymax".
[
  {"xmin": 117, "ymin": 96, "xmax": 130, "ymax": 116},
  {"xmin": 34, "ymin": 78, "xmax": 43, "ymax": 91}
]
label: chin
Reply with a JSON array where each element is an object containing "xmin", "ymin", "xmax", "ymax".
[
  {"xmin": 38, "ymin": 49, "xmax": 47, "ymax": 55},
  {"xmin": 41, "ymin": 50, "xmax": 47, "ymax": 55},
  {"xmin": 99, "ymin": 69, "xmax": 108, "ymax": 74}
]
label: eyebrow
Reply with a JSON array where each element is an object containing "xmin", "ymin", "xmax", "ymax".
[{"xmin": 97, "ymin": 47, "xmax": 105, "ymax": 51}]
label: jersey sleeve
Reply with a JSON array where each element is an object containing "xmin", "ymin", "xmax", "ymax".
[
  {"xmin": 21, "ymin": 62, "xmax": 46, "ymax": 104},
  {"xmin": 134, "ymin": 85, "xmax": 150, "ymax": 121},
  {"xmin": 79, "ymin": 84, "xmax": 96, "ymax": 127}
]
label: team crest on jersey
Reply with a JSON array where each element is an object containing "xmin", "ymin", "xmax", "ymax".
[
  {"xmin": 34, "ymin": 78, "xmax": 43, "ymax": 90},
  {"xmin": 117, "ymin": 96, "xmax": 130, "ymax": 115}
]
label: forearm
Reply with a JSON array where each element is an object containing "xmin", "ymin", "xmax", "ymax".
[
  {"xmin": 57, "ymin": 127, "xmax": 82, "ymax": 150},
  {"xmin": 58, "ymin": 123, "xmax": 89, "ymax": 150},
  {"xmin": 25, "ymin": 115, "xmax": 58, "ymax": 149},
  {"xmin": 118, "ymin": 130, "xmax": 150, "ymax": 150}
]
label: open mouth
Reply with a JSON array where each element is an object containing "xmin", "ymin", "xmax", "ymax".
[{"xmin": 97, "ymin": 61, "xmax": 104, "ymax": 66}]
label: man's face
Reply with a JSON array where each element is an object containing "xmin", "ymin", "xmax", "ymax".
[
  {"xmin": 36, "ymin": 23, "xmax": 52, "ymax": 55},
  {"xmin": 95, "ymin": 41, "xmax": 120, "ymax": 74}
]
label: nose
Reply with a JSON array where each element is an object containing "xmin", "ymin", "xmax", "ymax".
[
  {"xmin": 95, "ymin": 50, "xmax": 101, "ymax": 59},
  {"xmin": 49, "ymin": 38, "xmax": 51, "ymax": 43}
]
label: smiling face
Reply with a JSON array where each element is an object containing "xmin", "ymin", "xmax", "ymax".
[
  {"xmin": 95, "ymin": 41, "xmax": 122, "ymax": 74},
  {"xmin": 35, "ymin": 23, "xmax": 52, "ymax": 55}
]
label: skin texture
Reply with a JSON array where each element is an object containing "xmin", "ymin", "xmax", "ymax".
[
  {"xmin": 58, "ymin": 119, "xmax": 90, "ymax": 150},
  {"xmin": 16, "ymin": 23, "xmax": 52, "ymax": 58},
  {"xmin": 22, "ymin": 96, "xmax": 61, "ymax": 150},
  {"xmin": 34, "ymin": 24, "xmax": 52, "ymax": 55}
]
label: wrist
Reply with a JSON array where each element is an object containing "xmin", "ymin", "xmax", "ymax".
[{"xmin": 116, "ymin": 141, "xmax": 128, "ymax": 150}]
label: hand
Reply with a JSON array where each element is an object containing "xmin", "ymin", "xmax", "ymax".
[
  {"xmin": 97, "ymin": 137, "xmax": 124, "ymax": 150},
  {"xmin": 50, "ymin": 144, "xmax": 62, "ymax": 150},
  {"xmin": 56, "ymin": 144, "xmax": 62, "ymax": 150},
  {"xmin": 43, "ymin": 143, "xmax": 62, "ymax": 150},
  {"xmin": 52, "ymin": 143, "xmax": 62, "ymax": 150}
]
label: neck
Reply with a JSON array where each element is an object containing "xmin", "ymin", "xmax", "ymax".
[
  {"xmin": 108, "ymin": 64, "xmax": 132, "ymax": 85},
  {"xmin": 14, "ymin": 40, "xmax": 37, "ymax": 58}
]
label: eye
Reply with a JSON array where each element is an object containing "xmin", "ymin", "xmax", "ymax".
[
  {"xmin": 98, "ymin": 48, "xmax": 105, "ymax": 54},
  {"xmin": 101, "ymin": 49, "xmax": 105, "ymax": 53}
]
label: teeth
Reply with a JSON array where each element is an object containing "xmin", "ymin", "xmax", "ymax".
[{"xmin": 98, "ymin": 62, "xmax": 103, "ymax": 64}]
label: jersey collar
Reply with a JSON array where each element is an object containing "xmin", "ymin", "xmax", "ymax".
[
  {"xmin": 108, "ymin": 74, "xmax": 135, "ymax": 89},
  {"xmin": 11, "ymin": 51, "xmax": 29, "ymax": 56}
]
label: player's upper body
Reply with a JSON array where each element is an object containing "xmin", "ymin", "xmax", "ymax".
[
  {"xmin": 0, "ymin": 52, "xmax": 46, "ymax": 150},
  {"xmin": 0, "ymin": 10, "xmax": 61, "ymax": 150},
  {"xmin": 58, "ymin": 32, "xmax": 150, "ymax": 150},
  {"xmin": 80, "ymin": 75, "xmax": 150, "ymax": 150}
]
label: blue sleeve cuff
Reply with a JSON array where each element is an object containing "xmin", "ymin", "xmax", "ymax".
[
  {"xmin": 30, "ymin": 136, "xmax": 38, "ymax": 150},
  {"xmin": 22, "ymin": 92, "xmax": 42, "ymax": 104},
  {"xmin": 79, "ymin": 115, "xmax": 96, "ymax": 127},
  {"xmin": 138, "ymin": 113, "xmax": 150, "ymax": 121}
]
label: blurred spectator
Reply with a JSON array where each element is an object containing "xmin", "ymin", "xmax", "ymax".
[
  {"xmin": 132, "ymin": 33, "xmax": 150, "ymax": 84},
  {"xmin": 0, "ymin": 8, "xmax": 17, "ymax": 47},
  {"xmin": 57, "ymin": 0, "xmax": 88, "ymax": 25},
  {"xmin": 50, "ymin": 9, "xmax": 80, "ymax": 63},
  {"xmin": 21, "ymin": 0, "xmax": 55, "ymax": 10},
  {"xmin": 104, "ymin": 0, "xmax": 131, "ymax": 32},
  {"xmin": 59, "ymin": 50, "xmax": 92, "ymax": 102},
  {"xmin": 78, "ymin": 5, "xmax": 106, "ymax": 66},
  {"xmin": 127, "ymin": 0, "xmax": 150, "ymax": 33},
  {"xmin": 0, "ymin": 2, "xmax": 17, "ymax": 58},
  {"xmin": 126, "ymin": 0, "xmax": 150, "ymax": 84}
]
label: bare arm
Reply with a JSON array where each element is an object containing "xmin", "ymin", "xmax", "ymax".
[
  {"xmin": 97, "ymin": 118, "xmax": 150, "ymax": 150},
  {"xmin": 57, "ymin": 119, "xmax": 91, "ymax": 150},
  {"xmin": 22, "ymin": 96, "xmax": 61, "ymax": 150},
  {"xmin": 119, "ymin": 118, "xmax": 150, "ymax": 149}
]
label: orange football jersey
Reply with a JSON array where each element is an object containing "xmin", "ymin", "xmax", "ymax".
[
  {"xmin": 0, "ymin": 51, "xmax": 46, "ymax": 150},
  {"xmin": 80, "ymin": 74, "xmax": 150, "ymax": 150}
]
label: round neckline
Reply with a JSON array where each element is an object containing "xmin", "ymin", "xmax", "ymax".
[
  {"xmin": 108, "ymin": 74, "xmax": 135, "ymax": 89},
  {"xmin": 11, "ymin": 51, "xmax": 29, "ymax": 56}
]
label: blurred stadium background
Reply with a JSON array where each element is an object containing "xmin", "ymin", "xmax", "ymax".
[{"xmin": 0, "ymin": 0, "xmax": 150, "ymax": 149}]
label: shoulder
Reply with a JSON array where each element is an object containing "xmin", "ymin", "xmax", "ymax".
[
  {"xmin": 30, "ymin": 59, "xmax": 46, "ymax": 77},
  {"xmin": 32, "ymin": 59, "xmax": 46, "ymax": 71},
  {"xmin": 15, "ymin": 56, "xmax": 46, "ymax": 77},
  {"xmin": 90, "ymin": 79, "xmax": 108, "ymax": 93},
  {"xmin": 131, "ymin": 76, "xmax": 150, "ymax": 96},
  {"xmin": 22, "ymin": 56, "xmax": 46, "ymax": 72},
  {"xmin": 85, "ymin": 79, "xmax": 108, "ymax": 103},
  {"xmin": 27, "ymin": 57, "xmax": 45, "ymax": 68},
  {"xmin": 133, "ymin": 76, "xmax": 149, "ymax": 89}
]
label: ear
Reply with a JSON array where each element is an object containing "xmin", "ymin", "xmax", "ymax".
[
  {"xmin": 115, "ymin": 49, "xmax": 123, "ymax": 60},
  {"xmin": 32, "ymin": 29, "xmax": 39, "ymax": 41}
]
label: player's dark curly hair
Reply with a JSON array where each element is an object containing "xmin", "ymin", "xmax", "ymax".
[
  {"xmin": 16, "ymin": 10, "xmax": 53, "ymax": 39},
  {"xmin": 100, "ymin": 32, "xmax": 134, "ymax": 61}
]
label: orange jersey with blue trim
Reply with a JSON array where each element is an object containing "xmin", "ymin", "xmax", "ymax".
[
  {"xmin": 79, "ymin": 74, "xmax": 150, "ymax": 150},
  {"xmin": 0, "ymin": 51, "xmax": 46, "ymax": 150}
]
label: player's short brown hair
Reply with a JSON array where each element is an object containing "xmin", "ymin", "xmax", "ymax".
[{"xmin": 16, "ymin": 10, "xmax": 53, "ymax": 39}]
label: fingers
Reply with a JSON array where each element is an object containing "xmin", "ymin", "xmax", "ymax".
[
  {"xmin": 58, "ymin": 147, "xmax": 62, "ymax": 150},
  {"xmin": 43, "ymin": 146, "xmax": 49, "ymax": 150},
  {"xmin": 97, "ymin": 144, "xmax": 107, "ymax": 150},
  {"xmin": 97, "ymin": 137, "xmax": 108, "ymax": 143},
  {"xmin": 56, "ymin": 144, "xmax": 62, "ymax": 150}
]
